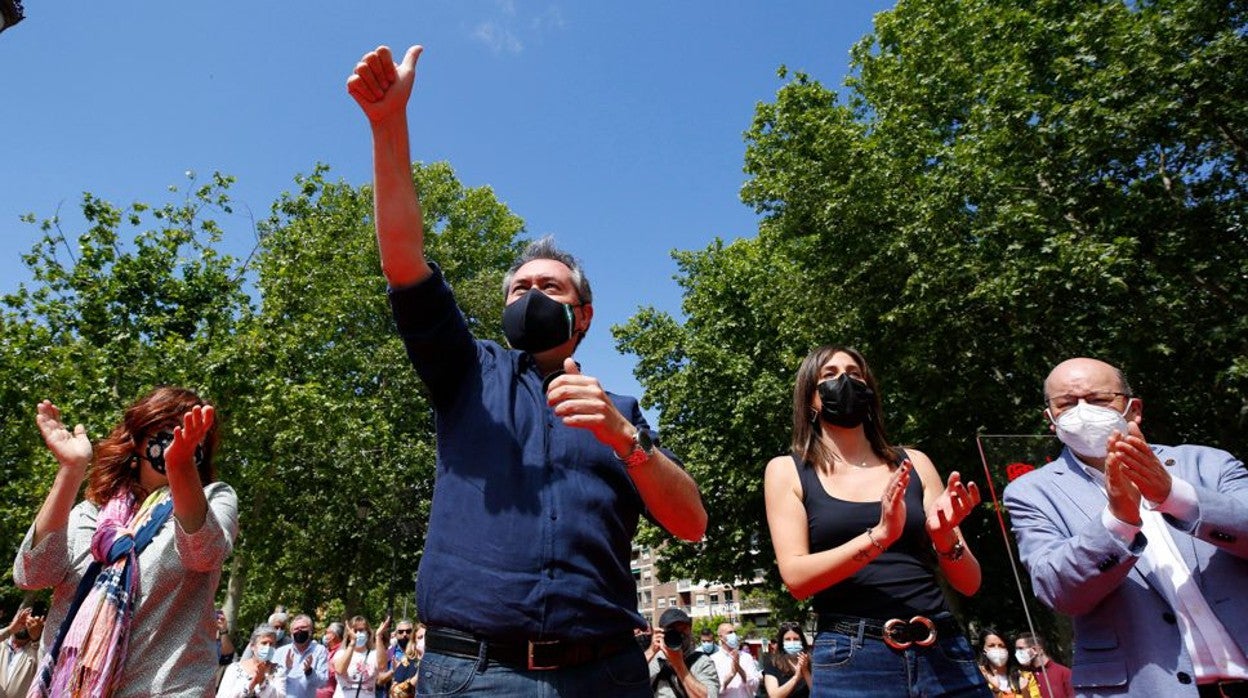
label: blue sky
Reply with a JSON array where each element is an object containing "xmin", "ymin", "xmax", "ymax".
[{"xmin": 0, "ymin": 1, "xmax": 892, "ymax": 425}]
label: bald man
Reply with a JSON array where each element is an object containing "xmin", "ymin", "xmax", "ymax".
[{"xmin": 1003, "ymin": 358, "xmax": 1248, "ymax": 698}]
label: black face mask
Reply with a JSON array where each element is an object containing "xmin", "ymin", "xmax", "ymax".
[
  {"xmin": 14, "ymin": 629, "xmax": 29, "ymax": 641},
  {"xmin": 816, "ymin": 374, "xmax": 874, "ymax": 428},
  {"xmin": 292, "ymin": 630, "xmax": 311, "ymax": 645},
  {"xmin": 396, "ymin": 636, "xmax": 409, "ymax": 650},
  {"xmin": 502, "ymin": 288, "xmax": 578, "ymax": 354}
]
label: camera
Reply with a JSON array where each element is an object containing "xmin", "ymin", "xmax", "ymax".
[{"xmin": 663, "ymin": 628, "xmax": 684, "ymax": 650}]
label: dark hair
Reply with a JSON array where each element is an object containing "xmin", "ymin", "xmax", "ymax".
[
  {"xmin": 502, "ymin": 235, "xmax": 593, "ymax": 304},
  {"xmin": 768, "ymin": 621, "xmax": 810, "ymax": 675},
  {"xmin": 977, "ymin": 628, "xmax": 1022, "ymax": 689},
  {"xmin": 790, "ymin": 345, "xmax": 896, "ymax": 468},
  {"xmin": 86, "ymin": 386, "xmax": 218, "ymax": 505},
  {"xmin": 1015, "ymin": 631, "xmax": 1045, "ymax": 651}
]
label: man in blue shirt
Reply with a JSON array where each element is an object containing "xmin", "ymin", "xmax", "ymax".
[{"xmin": 346, "ymin": 44, "xmax": 708, "ymax": 697}]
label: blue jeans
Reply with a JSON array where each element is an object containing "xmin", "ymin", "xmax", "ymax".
[
  {"xmin": 415, "ymin": 644, "xmax": 651, "ymax": 697},
  {"xmin": 810, "ymin": 616, "xmax": 991, "ymax": 698}
]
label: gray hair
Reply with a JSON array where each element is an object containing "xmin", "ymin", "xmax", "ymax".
[
  {"xmin": 268, "ymin": 611, "xmax": 289, "ymax": 626},
  {"xmin": 251, "ymin": 623, "xmax": 279, "ymax": 646},
  {"xmin": 327, "ymin": 621, "xmax": 345, "ymax": 639},
  {"xmin": 501, "ymin": 236, "xmax": 593, "ymax": 304},
  {"xmin": 291, "ymin": 614, "xmax": 313, "ymax": 628}
]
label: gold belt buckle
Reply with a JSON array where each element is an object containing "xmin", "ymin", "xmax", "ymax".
[
  {"xmin": 883, "ymin": 616, "xmax": 937, "ymax": 650},
  {"xmin": 527, "ymin": 639, "xmax": 561, "ymax": 670}
]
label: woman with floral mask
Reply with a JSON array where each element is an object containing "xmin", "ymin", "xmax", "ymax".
[
  {"xmin": 331, "ymin": 616, "xmax": 389, "ymax": 698},
  {"xmin": 217, "ymin": 624, "xmax": 287, "ymax": 698},
  {"xmin": 763, "ymin": 621, "xmax": 812, "ymax": 698},
  {"xmin": 14, "ymin": 387, "xmax": 238, "ymax": 697},
  {"xmin": 764, "ymin": 345, "xmax": 990, "ymax": 697}
]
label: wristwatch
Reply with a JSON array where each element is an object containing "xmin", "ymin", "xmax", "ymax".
[{"xmin": 617, "ymin": 428, "xmax": 655, "ymax": 468}]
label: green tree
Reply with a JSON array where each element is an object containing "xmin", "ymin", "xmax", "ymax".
[
  {"xmin": 0, "ymin": 172, "xmax": 253, "ymax": 610},
  {"xmin": 617, "ymin": 0, "xmax": 1247, "ymax": 637}
]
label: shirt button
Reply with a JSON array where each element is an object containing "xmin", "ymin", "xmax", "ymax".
[
  {"xmin": 1162, "ymin": 612, "xmax": 1177, "ymax": 624},
  {"xmin": 1177, "ymin": 672, "xmax": 1192, "ymax": 684}
]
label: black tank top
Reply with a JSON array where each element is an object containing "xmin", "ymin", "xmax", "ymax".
[{"xmin": 795, "ymin": 451, "xmax": 948, "ymax": 619}]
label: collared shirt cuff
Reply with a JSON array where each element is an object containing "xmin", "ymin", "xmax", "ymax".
[
  {"xmin": 1144, "ymin": 475, "xmax": 1197, "ymax": 514},
  {"xmin": 1101, "ymin": 507, "xmax": 1142, "ymax": 550},
  {"xmin": 1144, "ymin": 476, "xmax": 1199, "ymax": 529}
]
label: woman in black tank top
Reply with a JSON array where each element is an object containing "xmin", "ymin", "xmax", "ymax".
[{"xmin": 763, "ymin": 345, "xmax": 991, "ymax": 697}]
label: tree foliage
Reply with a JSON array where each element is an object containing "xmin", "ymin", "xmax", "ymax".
[{"xmin": 617, "ymin": 0, "xmax": 1247, "ymax": 636}]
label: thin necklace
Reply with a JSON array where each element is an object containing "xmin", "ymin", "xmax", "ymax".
[{"xmin": 830, "ymin": 452, "xmax": 872, "ymax": 468}]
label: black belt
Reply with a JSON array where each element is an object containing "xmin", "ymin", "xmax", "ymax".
[
  {"xmin": 817, "ymin": 613, "xmax": 963, "ymax": 650},
  {"xmin": 424, "ymin": 627, "xmax": 634, "ymax": 671},
  {"xmin": 1199, "ymin": 680, "xmax": 1248, "ymax": 698}
]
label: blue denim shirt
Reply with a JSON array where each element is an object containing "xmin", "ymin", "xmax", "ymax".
[{"xmin": 389, "ymin": 265, "xmax": 660, "ymax": 641}]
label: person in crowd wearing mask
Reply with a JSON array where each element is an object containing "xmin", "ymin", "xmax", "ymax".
[
  {"xmin": 1004, "ymin": 357, "xmax": 1248, "ymax": 698},
  {"xmin": 14, "ymin": 388, "xmax": 238, "ymax": 697},
  {"xmin": 346, "ymin": 43, "xmax": 707, "ymax": 697},
  {"xmin": 764, "ymin": 345, "xmax": 990, "ymax": 697},
  {"xmin": 977, "ymin": 630, "xmax": 1031, "ymax": 697},
  {"xmin": 0, "ymin": 606, "xmax": 44, "ymax": 698},
  {"xmin": 316, "ymin": 622, "xmax": 345, "ymax": 698},
  {"xmin": 387, "ymin": 620, "xmax": 421, "ymax": 698},
  {"xmin": 1012, "ymin": 633, "xmax": 1072, "ymax": 698},
  {"xmin": 243, "ymin": 611, "xmax": 294, "ymax": 660},
  {"xmin": 701, "ymin": 629, "xmax": 719, "ymax": 657},
  {"xmin": 762, "ymin": 622, "xmax": 811, "ymax": 698},
  {"xmin": 274, "ymin": 614, "xmax": 328, "ymax": 698},
  {"xmin": 712, "ymin": 622, "xmax": 760, "ymax": 698},
  {"xmin": 217, "ymin": 624, "xmax": 286, "ymax": 698},
  {"xmin": 646, "ymin": 609, "xmax": 718, "ymax": 698},
  {"xmin": 331, "ymin": 616, "xmax": 388, "ymax": 698}
]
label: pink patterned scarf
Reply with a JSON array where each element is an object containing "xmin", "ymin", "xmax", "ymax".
[{"xmin": 29, "ymin": 487, "xmax": 173, "ymax": 698}]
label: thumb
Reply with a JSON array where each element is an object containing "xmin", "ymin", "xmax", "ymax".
[
  {"xmin": 401, "ymin": 45, "xmax": 423, "ymax": 72},
  {"xmin": 563, "ymin": 357, "xmax": 580, "ymax": 376},
  {"xmin": 74, "ymin": 424, "xmax": 86, "ymax": 437}
]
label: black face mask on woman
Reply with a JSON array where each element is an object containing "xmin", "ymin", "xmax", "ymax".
[
  {"xmin": 816, "ymin": 374, "xmax": 874, "ymax": 428},
  {"xmin": 502, "ymin": 288, "xmax": 578, "ymax": 353}
]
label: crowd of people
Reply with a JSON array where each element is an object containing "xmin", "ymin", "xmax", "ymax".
[{"xmin": 2, "ymin": 39, "xmax": 1244, "ymax": 698}]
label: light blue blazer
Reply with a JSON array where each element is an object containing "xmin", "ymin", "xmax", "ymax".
[{"xmin": 1003, "ymin": 444, "xmax": 1248, "ymax": 698}]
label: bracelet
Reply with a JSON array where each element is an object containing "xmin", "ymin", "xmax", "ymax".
[
  {"xmin": 934, "ymin": 538, "xmax": 966, "ymax": 561},
  {"xmin": 864, "ymin": 527, "xmax": 886, "ymax": 554}
]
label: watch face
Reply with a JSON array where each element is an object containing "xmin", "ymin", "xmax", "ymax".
[{"xmin": 636, "ymin": 428, "xmax": 654, "ymax": 453}]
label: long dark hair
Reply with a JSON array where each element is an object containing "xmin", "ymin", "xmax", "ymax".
[
  {"xmin": 86, "ymin": 386, "xmax": 218, "ymax": 505},
  {"xmin": 768, "ymin": 621, "xmax": 810, "ymax": 675},
  {"xmin": 976, "ymin": 628, "xmax": 1022, "ymax": 690},
  {"xmin": 790, "ymin": 345, "xmax": 896, "ymax": 468}
]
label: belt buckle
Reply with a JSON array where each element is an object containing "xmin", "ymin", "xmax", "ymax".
[
  {"xmin": 882, "ymin": 618, "xmax": 910, "ymax": 650},
  {"xmin": 527, "ymin": 639, "xmax": 561, "ymax": 670},
  {"xmin": 883, "ymin": 616, "xmax": 937, "ymax": 650},
  {"xmin": 909, "ymin": 616, "xmax": 937, "ymax": 647}
]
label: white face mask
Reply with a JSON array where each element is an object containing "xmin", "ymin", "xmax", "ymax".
[
  {"xmin": 1051, "ymin": 401, "xmax": 1131, "ymax": 458},
  {"xmin": 256, "ymin": 644, "xmax": 276, "ymax": 663},
  {"xmin": 985, "ymin": 648, "xmax": 1009, "ymax": 667},
  {"xmin": 724, "ymin": 632, "xmax": 740, "ymax": 650},
  {"xmin": 354, "ymin": 631, "xmax": 368, "ymax": 648},
  {"xmin": 1015, "ymin": 648, "xmax": 1034, "ymax": 666}
]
